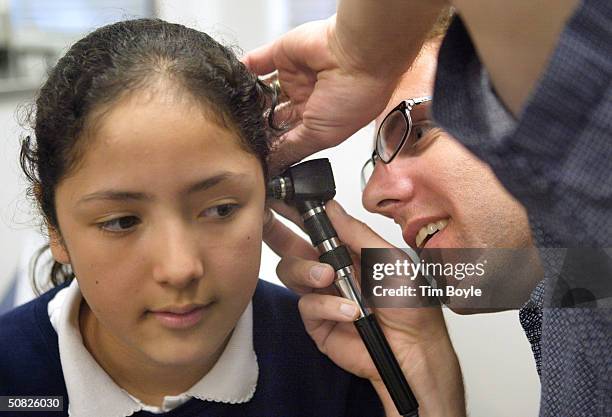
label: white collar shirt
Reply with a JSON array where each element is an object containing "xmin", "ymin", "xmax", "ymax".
[{"xmin": 47, "ymin": 279, "xmax": 258, "ymax": 417}]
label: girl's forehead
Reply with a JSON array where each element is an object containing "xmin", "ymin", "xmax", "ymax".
[
  {"xmin": 90, "ymin": 81, "xmax": 229, "ymax": 131},
  {"xmin": 65, "ymin": 94, "xmax": 258, "ymax": 191},
  {"xmin": 59, "ymin": 129, "xmax": 263, "ymax": 208},
  {"xmin": 87, "ymin": 90, "xmax": 241, "ymax": 153}
]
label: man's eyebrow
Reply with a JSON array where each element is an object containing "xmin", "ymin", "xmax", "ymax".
[{"xmin": 78, "ymin": 172, "xmax": 246, "ymax": 205}]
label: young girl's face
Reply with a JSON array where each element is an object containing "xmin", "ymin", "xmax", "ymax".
[{"xmin": 50, "ymin": 87, "xmax": 266, "ymax": 368}]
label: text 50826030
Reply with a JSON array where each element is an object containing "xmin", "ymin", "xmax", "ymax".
[{"xmin": 0, "ymin": 396, "xmax": 63, "ymax": 412}]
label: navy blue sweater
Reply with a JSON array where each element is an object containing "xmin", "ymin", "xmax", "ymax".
[{"xmin": 0, "ymin": 279, "xmax": 383, "ymax": 417}]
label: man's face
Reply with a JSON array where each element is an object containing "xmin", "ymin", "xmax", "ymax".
[
  {"xmin": 362, "ymin": 45, "xmax": 538, "ymax": 312},
  {"xmin": 363, "ymin": 45, "xmax": 532, "ymax": 251}
]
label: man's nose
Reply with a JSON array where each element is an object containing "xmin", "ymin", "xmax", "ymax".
[
  {"xmin": 152, "ymin": 222, "xmax": 205, "ymax": 288},
  {"xmin": 362, "ymin": 162, "xmax": 415, "ymax": 216}
]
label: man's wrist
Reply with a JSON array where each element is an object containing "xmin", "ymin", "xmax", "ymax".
[
  {"xmin": 371, "ymin": 336, "xmax": 466, "ymax": 417},
  {"xmin": 370, "ymin": 379, "xmax": 407, "ymax": 417},
  {"xmin": 333, "ymin": 0, "xmax": 446, "ymax": 78}
]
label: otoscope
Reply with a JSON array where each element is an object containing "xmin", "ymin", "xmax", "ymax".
[{"xmin": 267, "ymin": 158, "xmax": 419, "ymax": 417}]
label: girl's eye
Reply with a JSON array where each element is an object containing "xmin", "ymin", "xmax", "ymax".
[
  {"xmin": 201, "ymin": 203, "xmax": 239, "ymax": 219},
  {"xmin": 99, "ymin": 216, "xmax": 140, "ymax": 233}
]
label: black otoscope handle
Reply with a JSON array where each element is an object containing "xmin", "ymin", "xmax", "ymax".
[
  {"xmin": 269, "ymin": 159, "xmax": 419, "ymax": 416},
  {"xmin": 301, "ymin": 202, "xmax": 419, "ymax": 417},
  {"xmin": 355, "ymin": 315, "xmax": 419, "ymax": 417}
]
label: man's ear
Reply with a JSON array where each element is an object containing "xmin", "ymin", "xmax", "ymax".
[{"xmin": 48, "ymin": 227, "xmax": 70, "ymax": 265}]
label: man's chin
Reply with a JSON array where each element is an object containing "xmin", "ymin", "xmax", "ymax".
[{"xmin": 446, "ymin": 304, "xmax": 512, "ymax": 315}]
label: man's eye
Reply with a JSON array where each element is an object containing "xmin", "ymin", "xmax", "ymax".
[
  {"xmin": 99, "ymin": 216, "xmax": 140, "ymax": 233},
  {"xmin": 201, "ymin": 203, "xmax": 239, "ymax": 219},
  {"xmin": 414, "ymin": 126, "xmax": 427, "ymax": 140},
  {"xmin": 412, "ymin": 122, "xmax": 435, "ymax": 142},
  {"xmin": 404, "ymin": 121, "xmax": 440, "ymax": 151}
]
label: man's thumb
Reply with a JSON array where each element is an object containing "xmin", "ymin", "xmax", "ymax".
[{"xmin": 325, "ymin": 200, "xmax": 393, "ymax": 253}]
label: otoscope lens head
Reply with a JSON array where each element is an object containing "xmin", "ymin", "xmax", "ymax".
[{"xmin": 266, "ymin": 158, "xmax": 335, "ymax": 203}]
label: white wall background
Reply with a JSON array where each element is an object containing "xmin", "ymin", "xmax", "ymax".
[{"xmin": 0, "ymin": 1, "xmax": 540, "ymax": 415}]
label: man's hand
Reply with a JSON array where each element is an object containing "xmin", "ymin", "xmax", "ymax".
[
  {"xmin": 263, "ymin": 200, "xmax": 466, "ymax": 417},
  {"xmin": 243, "ymin": 18, "xmax": 397, "ymax": 173}
]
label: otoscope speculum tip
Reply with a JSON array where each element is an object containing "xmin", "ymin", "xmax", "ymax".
[{"xmin": 266, "ymin": 175, "xmax": 293, "ymax": 201}]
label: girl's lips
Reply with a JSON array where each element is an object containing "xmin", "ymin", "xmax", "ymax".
[{"xmin": 151, "ymin": 306, "xmax": 206, "ymax": 329}]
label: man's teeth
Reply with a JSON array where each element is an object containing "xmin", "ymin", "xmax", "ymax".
[{"xmin": 415, "ymin": 219, "xmax": 449, "ymax": 248}]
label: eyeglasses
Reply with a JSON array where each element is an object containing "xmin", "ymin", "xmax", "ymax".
[{"xmin": 360, "ymin": 96, "xmax": 434, "ymax": 190}]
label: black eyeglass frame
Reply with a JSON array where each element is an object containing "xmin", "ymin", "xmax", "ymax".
[
  {"xmin": 374, "ymin": 96, "xmax": 432, "ymax": 164},
  {"xmin": 360, "ymin": 96, "xmax": 432, "ymax": 191}
]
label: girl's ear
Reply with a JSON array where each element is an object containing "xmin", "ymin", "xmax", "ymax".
[{"xmin": 48, "ymin": 227, "xmax": 70, "ymax": 265}]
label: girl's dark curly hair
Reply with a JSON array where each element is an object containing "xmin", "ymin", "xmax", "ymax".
[{"xmin": 20, "ymin": 18, "xmax": 276, "ymax": 292}]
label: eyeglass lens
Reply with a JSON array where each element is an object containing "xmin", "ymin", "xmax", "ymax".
[
  {"xmin": 363, "ymin": 121, "xmax": 438, "ymax": 190},
  {"xmin": 376, "ymin": 109, "xmax": 409, "ymax": 162},
  {"xmin": 360, "ymin": 158, "xmax": 374, "ymax": 190}
]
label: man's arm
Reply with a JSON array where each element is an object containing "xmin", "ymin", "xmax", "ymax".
[
  {"xmin": 453, "ymin": 0, "xmax": 580, "ymax": 115},
  {"xmin": 243, "ymin": 1, "xmax": 447, "ymax": 170},
  {"xmin": 333, "ymin": 0, "xmax": 447, "ymax": 78}
]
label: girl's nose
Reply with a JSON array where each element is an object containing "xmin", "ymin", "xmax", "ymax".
[{"xmin": 152, "ymin": 223, "xmax": 205, "ymax": 288}]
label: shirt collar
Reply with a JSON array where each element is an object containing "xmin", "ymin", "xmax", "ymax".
[{"xmin": 48, "ymin": 279, "xmax": 258, "ymax": 417}]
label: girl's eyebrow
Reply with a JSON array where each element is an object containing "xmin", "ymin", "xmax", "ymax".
[
  {"xmin": 77, "ymin": 171, "xmax": 247, "ymax": 205},
  {"xmin": 183, "ymin": 172, "xmax": 247, "ymax": 195}
]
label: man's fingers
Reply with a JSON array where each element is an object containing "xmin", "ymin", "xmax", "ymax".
[
  {"xmin": 298, "ymin": 293, "xmax": 360, "ymax": 332},
  {"xmin": 263, "ymin": 208, "xmax": 314, "ymax": 259},
  {"xmin": 241, "ymin": 43, "xmax": 277, "ymax": 75},
  {"xmin": 325, "ymin": 200, "xmax": 395, "ymax": 253},
  {"xmin": 276, "ymin": 256, "xmax": 335, "ymax": 295},
  {"xmin": 268, "ymin": 126, "xmax": 328, "ymax": 174},
  {"xmin": 268, "ymin": 200, "xmax": 305, "ymax": 231},
  {"xmin": 263, "ymin": 209, "xmax": 339, "ymax": 295},
  {"xmin": 271, "ymin": 102, "xmax": 300, "ymax": 129}
]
